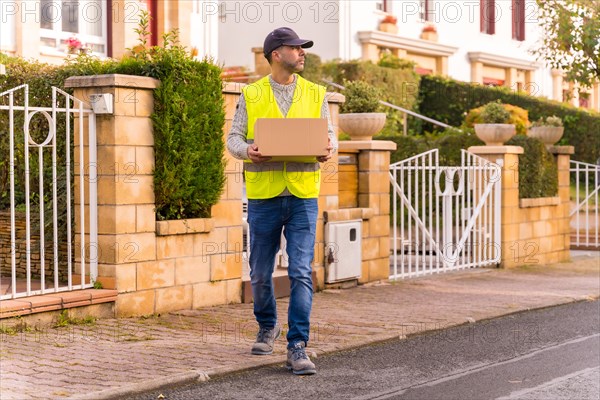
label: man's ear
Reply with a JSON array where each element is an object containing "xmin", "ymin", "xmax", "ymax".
[{"xmin": 271, "ymin": 50, "xmax": 280, "ymax": 63}]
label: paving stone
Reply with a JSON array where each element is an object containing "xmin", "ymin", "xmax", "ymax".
[{"xmin": 0, "ymin": 257, "xmax": 598, "ymax": 399}]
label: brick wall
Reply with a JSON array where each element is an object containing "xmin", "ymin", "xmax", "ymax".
[{"xmin": 0, "ymin": 211, "xmax": 69, "ymax": 282}]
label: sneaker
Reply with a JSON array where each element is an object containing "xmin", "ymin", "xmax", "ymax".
[
  {"xmin": 251, "ymin": 325, "xmax": 281, "ymax": 355},
  {"xmin": 286, "ymin": 342, "xmax": 316, "ymax": 375}
]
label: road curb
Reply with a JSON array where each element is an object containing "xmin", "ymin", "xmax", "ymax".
[{"xmin": 77, "ymin": 296, "xmax": 599, "ymax": 400}]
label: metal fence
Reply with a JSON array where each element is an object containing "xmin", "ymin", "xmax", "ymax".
[
  {"xmin": 389, "ymin": 149, "xmax": 502, "ymax": 279},
  {"xmin": 0, "ymin": 84, "xmax": 97, "ymax": 299},
  {"xmin": 570, "ymin": 160, "xmax": 600, "ymax": 249}
]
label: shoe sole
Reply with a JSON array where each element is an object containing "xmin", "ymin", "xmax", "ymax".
[
  {"xmin": 286, "ymin": 364, "xmax": 317, "ymax": 375},
  {"xmin": 250, "ymin": 326, "xmax": 282, "ymax": 355}
]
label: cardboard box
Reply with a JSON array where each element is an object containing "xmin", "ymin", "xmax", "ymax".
[{"xmin": 254, "ymin": 118, "xmax": 328, "ymax": 161}]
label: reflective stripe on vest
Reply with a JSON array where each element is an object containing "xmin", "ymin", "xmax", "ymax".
[{"xmin": 243, "ymin": 74, "xmax": 326, "ymax": 199}]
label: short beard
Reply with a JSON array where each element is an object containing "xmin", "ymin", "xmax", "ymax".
[{"xmin": 282, "ymin": 59, "xmax": 304, "ymax": 73}]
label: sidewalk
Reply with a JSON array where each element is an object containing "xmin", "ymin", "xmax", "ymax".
[{"xmin": 1, "ymin": 253, "xmax": 599, "ymax": 400}]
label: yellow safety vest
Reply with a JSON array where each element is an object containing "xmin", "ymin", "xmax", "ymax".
[{"xmin": 243, "ymin": 74, "xmax": 326, "ymax": 199}]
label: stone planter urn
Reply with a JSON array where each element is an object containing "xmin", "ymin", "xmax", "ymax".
[
  {"xmin": 420, "ymin": 30, "xmax": 438, "ymax": 41},
  {"xmin": 339, "ymin": 113, "xmax": 387, "ymax": 141},
  {"xmin": 527, "ymin": 126, "xmax": 565, "ymax": 148},
  {"xmin": 474, "ymin": 124, "xmax": 516, "ymax": 146},
  {"xmin": 379, "ymin": 22, "xmax": 398, "ymax": 34}
]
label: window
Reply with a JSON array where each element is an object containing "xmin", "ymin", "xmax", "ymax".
[
  {"xmin": 480, "ymin": 0, "xmax": 496, "ymax": 35},
  {"xmin": 420, "ymin": 0, "xmax": 433, "ymax": 22},
  {"xmin": 512, "ymin": 0, "xmax": 525, "ymax": 41},
  {"xmin": 579, "ymin": 92, "xmax": 590, "ymax": 108},
  {"xmin": 40, "ymin": 0, "xmax": 107, "ymax": 55},
  {"xmin": 376, "ymin": 0, "xmax": 389, "ymax": 13}
]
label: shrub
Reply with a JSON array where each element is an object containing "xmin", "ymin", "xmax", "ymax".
[
  {"xmin": 479, "ymin": 101, "xmax": 511, "ymax": 123},
  {"xmin": 298, "ymin": 52, "xmax": 323, "ymax": 84},
  {"xmin": 466, "ymin": 101, "xmax": 529, "ymax": 134},
  {"xmin": 0, "ymin": 14, "xmax": 225, "ymax": 221},
  {"xmin": 418, "ymin": 75, "xmax": 600, "ymax": 163},
  {"xmin": 531, "ymin": 115, "xmax": 563, "ymax": 127},
  {"xmin": 322, "ymin": 59, "xmax": 421, "ymax": 135},
  {"xmin": 339, "ymin": 80, "xmax": 382, "ymax": 113},
  {"xmin": 506, "ymin": 135, "xmax": 558, "ymax": 198}
]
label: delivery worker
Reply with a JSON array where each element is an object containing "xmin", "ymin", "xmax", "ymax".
[{"xmin": 226, "ymin": 27, "xmax": 337, "ymax": 375}]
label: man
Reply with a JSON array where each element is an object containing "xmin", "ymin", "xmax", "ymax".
[{"xmin": 227, "ymin": 27, "xmax": 337, "ymax": 375}]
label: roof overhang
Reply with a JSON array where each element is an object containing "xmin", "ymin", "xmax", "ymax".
[
  {"xmin": 468, "ymin": 51, "xmax": 541, "ymax": 71},
  {"xmin": 357, "ymin": 31, "xmax": 458, "ymax": 57}
]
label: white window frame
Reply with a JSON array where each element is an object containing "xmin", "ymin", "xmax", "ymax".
[
  {"xmin": 39, "ymin": 0, "xmax": 108, "ymax": 57},
  {"xmin": 420, "ymin": 0, "xmax": 433, "ymax": 22}
]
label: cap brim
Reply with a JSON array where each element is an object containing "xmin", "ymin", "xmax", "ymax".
[{"xmin": 283, "ymin": 39, "xmax": 314, "ymax": 49}]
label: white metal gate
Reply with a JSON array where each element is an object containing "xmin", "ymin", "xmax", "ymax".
[
  {"xmin": 0, "ymin": 84, "xmax": 97, "ymax": 299},
  {"xmin": 570, "ymin": 160, "xmax": 600, "ymax": 249},
  {"xmin": 389, "ymin": 149, "xmax": 501, "ymax": 279}
]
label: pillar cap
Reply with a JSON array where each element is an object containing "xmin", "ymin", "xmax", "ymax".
[
  {"xmin": 468, "ymin": 145, "xmax": 524, "ymax": 155},
  {"xmin": 65, "ymin": 74, "xmax": 160, "ymax": 89},
  {"xmin": 339, "ymin": 140, "xmax": 397, "ymax": 151},
  {"xmin": 547, "ymin": 145, "xmax": 574, "ymax": 155}
]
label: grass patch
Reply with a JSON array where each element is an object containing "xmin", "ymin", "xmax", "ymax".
[
  {"xmin": 0, "ymin": 317, "xmax": 38, "ymax": 335},
  {"xmin": 53, "ymin": 310, "xmax": 96, "ymax": 328}
]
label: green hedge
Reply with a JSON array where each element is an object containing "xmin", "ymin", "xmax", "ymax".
[
  {"xmin": 320, "ymin": 59, "xmax": 421, "ymax": 135},
  {"xmin": 506, "ymin": 135, "xmax": 558, "ymax": 198},
  {"xmin": 0, "ymin": 32, "xmax": 225, "ymax": 221},
  {"xmin": 379, "ymin": 130, "xmax": 558, "ymax": 199},
  {"xmin": 418, "ymin": 75, "xmax": 600, "ymax": 163}
]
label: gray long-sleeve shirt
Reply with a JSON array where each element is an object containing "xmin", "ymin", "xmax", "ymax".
[{"xmin": 226, "ymin": 75, "xmax": 337, "ymax": 161}]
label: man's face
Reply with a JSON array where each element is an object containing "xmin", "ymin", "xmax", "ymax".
[{"xmin": 273, "ymin": 45, "xmax": 306, "ymax": 72}]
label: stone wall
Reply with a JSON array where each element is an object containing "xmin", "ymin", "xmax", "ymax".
[
  {"xmin": 469, "ymin": 145, "xmax": 572, "ymax": 267},
  {"xmin": 326, "ymin": 141, "xmax": 396, "ymax": 284},
  {"xmin": 63, "ymin": 74, "xmax": 395, "ymax": 317}
]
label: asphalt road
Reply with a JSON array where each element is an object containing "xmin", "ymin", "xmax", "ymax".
[{"xmin": 130, "ymin": 300, "xmax": 600, "ymax": 400}]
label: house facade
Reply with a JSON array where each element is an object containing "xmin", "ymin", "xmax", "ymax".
[
  {"xmin": 1, "ymin": 0, "xmax": 597, "ymax": 111},
  {"xmin": 0, "ymin": 0, "xmax": 219, "ymax": 62},
  {"xmin": 216, "ymin": 0, "xmax": 599, "ymax": 112}
]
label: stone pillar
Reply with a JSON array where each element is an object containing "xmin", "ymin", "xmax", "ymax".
[
  {"xmin": 313, "ymin": 92, "xmax": 344, "ymax": 288},
  {"xmin": 15, "ymin": 1, "xmax": 40, "ymax": 59},
  {"xmin": 468, "ymin": 146, "xmax": 523, "ymax": 268},
  {"xmin": 110, "ymin": 1, "xmax": 144, "ymax": 59},
  {"xmin": 505, "ymin": 67, "xmax": 517, "ymax": 91},
  {"xmin": 549, "ymin": 146, "xmax": 575, "ymax": 256},
  {"xmin": 65, "ymin": 74, "xmax": 160, "ymax": 314},
  {"xmin": 524, "ymin": 71, "xmax": 534, "ymax": 95},
  {"xmin": 361, "ymin": 43, "xmax": 380, "ymax": 62},
  {"xmin": 551, "ymin": 69, "xmax": 564, "ymax": 102},
  {"xmin": 338, "ymin": 141, "xmax": 396, "ymax": 283},
  {"xmin": 469, "ymin": 145, "xmax": 572, "ymax": 267},
  {"xmin": 471, "ymin": 61, "xmax": 483, "ymax": 84},
  {"xmin": 436, "ymin": 56, "xmax": 449, "ymax": 76}
]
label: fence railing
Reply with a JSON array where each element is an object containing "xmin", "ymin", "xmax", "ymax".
[
  {"xmin": 570, "ymin": 160, "xmax": 600, "ymax": 249},
  {"xmin": 0, "ymin": 85, "xmax": 97, "ymax": 299},
  {"xmin": 389, "ymin": 149, "xmax": 501, "ymax": 279},
  {"xmin": 322, "ymin": 80, "xmax": 453, "ymax": 135}
]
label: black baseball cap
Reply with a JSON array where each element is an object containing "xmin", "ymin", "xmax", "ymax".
[{"xmin": 263, "ymin": 27, "xmax": 314, "ymax": 56}]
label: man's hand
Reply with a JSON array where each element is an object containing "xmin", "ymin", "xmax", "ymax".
[
  {"xmin": 247, "ymin": 144, "xmax": 272, "ymax": 163},
  {"xmin": 317, "ymin": 139, "xmax": 333, "ymax": 163}
]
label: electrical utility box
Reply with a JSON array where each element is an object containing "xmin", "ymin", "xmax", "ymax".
[{"xmin": 325, "ymin": 220, "xmax": 362, "ymax": 283}]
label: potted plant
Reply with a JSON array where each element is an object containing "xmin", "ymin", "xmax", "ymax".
[
  {"xmin": 527, "ymin": 115, "xmax": 564, "ymax": 148},
  {"xmin": 338, "ymin": 80, "xmax": 387, "ymax": 141},
  {"xmin": 379, "ymin": 14, "xmax": 398, "ymax": 34},
  {"xmin": 420, "ymin": 24, "xmax": 438, "ymax": 41},
  {"xmin": 473, "ymin": 101, "xmax": 516, "ymax": 146}
]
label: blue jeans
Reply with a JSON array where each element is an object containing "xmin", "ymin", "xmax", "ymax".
[{"xmin": 248, "ymin": 196, "xmax": 318, "ymax": 349}]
